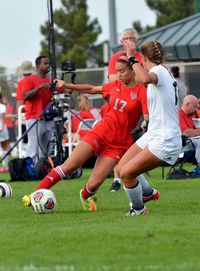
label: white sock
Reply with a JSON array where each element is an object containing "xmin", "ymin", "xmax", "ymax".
[
  {"xmin": 114, "ymin": 178, "xmax": 121, "ymax": 184},
  {"xmin": 123, "ymin": 182, "xmax": 144, "ymax": 210},
  {"xmin": 137, "ymin": 174, "xmax": 153, "ymax": 196}
]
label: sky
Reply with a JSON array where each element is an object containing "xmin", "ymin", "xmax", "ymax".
[{"xmin": 0, "ymin": 0, "xmax": 156, "ymax": 71}]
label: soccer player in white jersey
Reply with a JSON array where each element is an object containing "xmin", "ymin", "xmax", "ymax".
[{"xmin": 117, "ymin": 39, "xmax": 182, "ymax": 216}]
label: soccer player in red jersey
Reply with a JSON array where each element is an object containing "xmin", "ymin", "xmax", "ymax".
[
  {"xmin": 108, "ymin": 28, "xmax": 143, "ymax": 191},
  {"xmin": 23, "ymin": 55, "xmax": 158, "ymax": 211}
]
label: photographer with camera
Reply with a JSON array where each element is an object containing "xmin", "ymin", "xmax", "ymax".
[{"xmin": 22, "ymin": 56, "xmax": 59, "ymax": 166}]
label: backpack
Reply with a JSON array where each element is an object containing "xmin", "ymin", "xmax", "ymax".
[{"xmin": 8, "ymin": 157, "xmax": 38, "ymax": 181}]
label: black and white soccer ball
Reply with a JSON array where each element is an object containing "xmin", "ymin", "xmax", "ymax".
[
  {"xmin": 31, "ymin": 189, "xmax": 56, "ymax": 214},
  {"xmin": 0, "ymin": 182, "xmax": 12, "ymax": 198}
]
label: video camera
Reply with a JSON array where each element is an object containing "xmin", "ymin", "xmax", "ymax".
[
  {"xmin": 44, "ymin": 60, "xmax": 77, "ymax": 122},
  {"xmin": 62, "ymin": 60, "xmax": 76, "ymax": 73},
  {"xmin": 61, "ymin": 60, "xmax": 76, "ymax": 83}
]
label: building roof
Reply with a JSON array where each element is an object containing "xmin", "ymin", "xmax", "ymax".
[{"xmin": 115, "ymin": 13, "xmax": 200, "ymax": 61}]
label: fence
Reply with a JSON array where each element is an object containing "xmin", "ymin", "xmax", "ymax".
[
  {"xmin": 60, "ymin": 61, "xmax": 200, "ymax": 106},
  {"xmin": 1, "ymin": 61, "xmax": 200, "ymax": 101}
]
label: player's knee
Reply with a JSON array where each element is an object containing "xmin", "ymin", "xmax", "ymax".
[{"xmin": 119, "ymin": 167, "xmax": 133, "ymax": 180}]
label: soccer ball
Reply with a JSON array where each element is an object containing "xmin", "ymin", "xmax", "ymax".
[
  {"xmin": 0, "ymin": 182, "xmax": 12, "ymax": 197},
  {"xmin": 31, "ymin": 189, "xmax": 56, "ymax": 214}
]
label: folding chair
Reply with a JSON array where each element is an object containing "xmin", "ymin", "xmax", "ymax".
[
  {"xmin": 162, "ymin": 137, "xmax": 197, "ymax": 179},
  {"xmin": 72, "ymin": 118, "xmax": 96, "ymax": 143}
]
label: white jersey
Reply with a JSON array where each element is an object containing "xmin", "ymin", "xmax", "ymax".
[
  {"xmin": 0, "ymin": 103, "xmax": 6, "ymax": 130},
  {"xmin": 147, "ymin": 65, "xmax": 181, "ymax": 139}
]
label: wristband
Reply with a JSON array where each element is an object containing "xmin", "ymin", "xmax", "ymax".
[{"xmin": 128, "ymin": 56, "xmax": 139, "ymax": 66}]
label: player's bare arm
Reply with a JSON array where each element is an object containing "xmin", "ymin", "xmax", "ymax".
[{"xmin": 55, "ymin": 80, "xmax": 102, "ymax": 95}]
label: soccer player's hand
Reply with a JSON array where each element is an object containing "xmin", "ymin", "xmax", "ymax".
[
  {"xmin": 55, "ymin": 80, "xmax": 66, "ymax": 91},
  {"xmin": 123, "ymin": 40, "xmax": 137, "ymax": 58}
]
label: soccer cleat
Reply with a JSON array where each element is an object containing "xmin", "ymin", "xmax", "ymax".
[
  {"xmin": 192, "ymin": 166, "xmax": 200, "ymax": 175},
  {"xmin": 22, "ymin": 194, "xmax": 32, "ymax": 207},
  {"xmin": 125, "ymin": 206, "xmax": 148, "ymax": 216},
  {"xmin": 143, "ymin": 189, "xmax": 160, "ymax": 203},
  {"xmin": 109, "ymin": 181, "xmax": 121, "ymax": 192},
  {"xmin": 80, "ymin": 189, "xmax": 97, "ymax": 211}
]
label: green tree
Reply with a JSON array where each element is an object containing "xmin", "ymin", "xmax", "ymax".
[
  {"xmin": 134, "ymin": 0, "xmax": 196, "ymax": 35},
  {"xmin": 40, "ymin": 0, "xmax": 102, "ymax": 69},
  {"xmin": 133, "ymin": 21, "xmax": 155, "ymax": 36},
  {"xmin": 146, "ymin": 0, "xmax": 195, "ymax": 28}
]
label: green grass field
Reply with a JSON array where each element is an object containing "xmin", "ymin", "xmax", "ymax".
[{"xmin": 0, "ymin": 165, "xmax": 200, "ymax": 271}]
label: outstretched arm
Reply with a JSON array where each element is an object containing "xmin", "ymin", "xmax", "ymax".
[{"xmin": 55, "ymin": 80, "xmax": 102, "ymax": 95}]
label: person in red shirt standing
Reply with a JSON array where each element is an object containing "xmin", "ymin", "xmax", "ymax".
[
  {"xmin": 179, "ymin": 95, "xmax": 200, "ymax": 175},
  {"xmin": 108, "ymin": 27, "xmax": 142, "ymax": 82},
  {"xmin": 22, "ymin": 56, "xmax": 54, "ymax": 165},
  {"xmin": 16, "ymin": 60, "xmax": 35, "ymax": 110},
  {"xmin": 22, "ymin": 55, "xmax": 159, "ymax": 212}
]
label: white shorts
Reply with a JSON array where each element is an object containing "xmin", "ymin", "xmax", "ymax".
[
  {"xmin": 136, "ymin": 132, "xmax": 182, "ymax": 165},
  {"xmin": 0, "ymin": 127, "xmax": 9, "ymax": 143}
]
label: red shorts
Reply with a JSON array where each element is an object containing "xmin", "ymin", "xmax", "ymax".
[{"xmin": 82, "ymin": 131, "xmax": 128, "ymax": 162}]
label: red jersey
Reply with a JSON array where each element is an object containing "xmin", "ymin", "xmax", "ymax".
[
  {"xmin": 22, "ymin": 75, "xmax": 52, "ymax": 119},
  {"xmin": 108, "ymin": 50, "xmax": 142, "ymax": 76},
  {"xmin": 100, "ymin": 102, "xmax": 109, "ymax": 117},
  {"xmin": 178, "ymin": 108, "xmax": 195, "ymax": 133},
  {"xmin": 16, "ymin": 75, "xmax": 32, "ymax": 101},
  {"xmin": 85, "ymin": 80, "xmax": 148, "ymax": 151},
  {"xmin": 5, "ymin": 104, "xmax": 15, "ymax": 128},
  {"xmin": 16, "ymin": 79, "xmax": 24, "ymax": 101}
]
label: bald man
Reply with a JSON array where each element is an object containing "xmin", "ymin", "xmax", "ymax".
[{"xmin": 179, "ymin": 95, "xmax": 200, "ymax": 175}]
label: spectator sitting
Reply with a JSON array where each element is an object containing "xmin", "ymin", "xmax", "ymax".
[
  {"xmin": 178, "ymin": 95, "xmax": 200, "ymax": 175},
  {"xmin": 71, "ymin": 95, "xmax": 102, "ymax": 140},
  {"xmin": 171, "ymin": 66, "xmax": 188, "ymax": 108}
]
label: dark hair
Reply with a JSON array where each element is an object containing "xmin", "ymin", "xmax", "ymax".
[
  {"xmin": 35, "ymin": 56, "xmax": 48, "ymax": 67},
  {"xmin": 116, "ymin": 54, "xmax": 132, "ymax": 69},
  {"xmin": 171, "ymin": 66, "xmax": 180, "ymax": 78}
]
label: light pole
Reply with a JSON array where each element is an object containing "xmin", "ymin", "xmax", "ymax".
[
  {"xmin": 48, "ymin": 0, "xmax": 57, "ymax": 82},
  {"xmin": 108, "ymin": 0, "xmax": 117, "ymax": 55}
]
